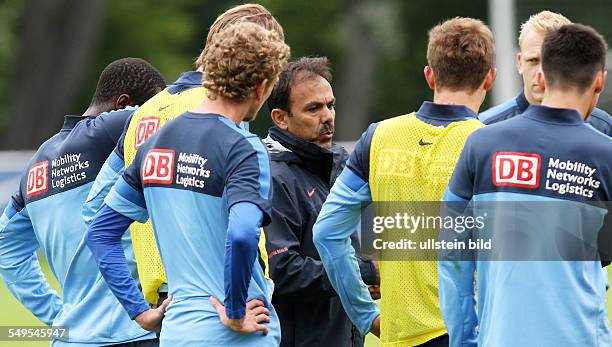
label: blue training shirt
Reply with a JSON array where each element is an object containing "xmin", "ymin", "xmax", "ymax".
[
  {"xmin": 441, "ymin": 104, "xmax": 612, "ymax": 346},
  {"xmin": 0, "ymin": 108, "xmax": 155, "ymax": 346},
  {"xmin": 87, "ymin": 112, "xmax": 280, "ymax": 347}
]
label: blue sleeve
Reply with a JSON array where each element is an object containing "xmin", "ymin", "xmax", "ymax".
[
  {"xmin": 224, "ymin": 202, "xmax": 262, "ymax": 319},
  {"xmin": 438, "ymin": 138, "xmax": 478, "ymax": 347},
  {"xmin": 104, "ymin": 148, "xmax": 148, "ymax": 223},
  {"xmin": 346, "ymin": 123, "xmax": 378, "ymax": 182},
  {"xmin": 86, "ymin": 203, "xmax": 150, "ymax": 319},
  {"xmin": 82, "ymin": 150, "xmax": 125, "ymax": 225},
  {"xmin": 312, "ymin": 168, "xmax": 379, "ymax": 335},
  {"xmin": 0, "ymin": 199, "xmax": 62, "ymax": 325},
  {"xmin": 97, "ymin": 107, "xmax": 137, "ymax": 146},
  {"xmin": 446, "ymin": 135, "xmax": 476, "ymax": 200},
  {"xmin": 104, "ymin": 176, "xmax": 148, "ymax": 223},
  {"xmin": 225, "ymin": 137, "xmax": 272, "ymax": 226}
]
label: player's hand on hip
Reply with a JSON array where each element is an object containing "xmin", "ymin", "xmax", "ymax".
[
  {"xmin": 368, "ymin": 285, "xmax": 381, "ymax": 300},
  {"xmin": 370, "ymin": 314, "xmax": 381, "ymax": 337},
  {"xmin": 135, "ymin": 295, "xmax": 172, "ymax": 333},
  {"xmin": 211, "ymin": 297, "xmax": 271, "ymax": 335}
]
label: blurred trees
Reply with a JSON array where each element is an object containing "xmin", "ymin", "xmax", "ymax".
[{"xmin": 1, "ymin": 0, "xmax": 609, "ymax": 149}]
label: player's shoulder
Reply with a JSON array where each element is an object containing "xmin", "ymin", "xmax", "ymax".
[
  {"xmin": 587, "ymin": 107, "xmax": 612, "ymax": 136},
  {"xmin": 478, "ymin": 97, "xmax": 520, "ymax": 124},
  {"xmin": 92, "ymin": 106, "xmax": 136, "ymax": 130}
]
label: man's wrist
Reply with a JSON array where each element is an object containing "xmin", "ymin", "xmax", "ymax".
[{"xmin": 130, "ymin": 302, "xmax": 151, "ymax": 320}]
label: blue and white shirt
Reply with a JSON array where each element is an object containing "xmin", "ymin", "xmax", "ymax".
[
  {"xmin": 0, "ymin": 108, "xmax": 155, "ymax": 346},
  {"xmin": 87, "ymin": 112, "xmax": 280, "ymax": 347},
  {"xmin": 441, "ymin": 104, "xmax": 612, "ymax": 346}
]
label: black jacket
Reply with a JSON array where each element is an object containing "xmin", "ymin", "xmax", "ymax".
[{"xmin": 263, "ymin": 127, "xmax": 377, "ymax": 347}]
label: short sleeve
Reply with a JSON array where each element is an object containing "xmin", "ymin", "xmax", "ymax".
[
  {"xmin": 446, "ymin": 134, "xmax": 476, "ymax": 200},
  {"xmin": 225, "ymin": 137, "xmax": 272, "ymax": 226},
  {"xmin": 347, "ymin": 123, "xmax": 378, "ymax": 182}
]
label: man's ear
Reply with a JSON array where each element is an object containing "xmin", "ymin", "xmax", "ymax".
[
  {"xmin": 483, "ymin": 68, "xmax": 497, "ymax": 91},
  {"xmin": 255, "ymin": 79, "xmax": 270, "ymax": 102},
  {"xmin": 114, "ymin": 94, "xmax": 132, "ymax": 110},
  {"xmin": 594, "ymin": 70, "xmax": 607, "ymax": 94},
  {"xmin": 271, "ymin": 108, "xmax": 289, "ymax": 130},
  {"xmin": 516, "ymin": 52, "xmax": 523, "ymax": 75},
  {"xmin": 424, "ymin": 66, "xmax": 436, "ymax": 91}
]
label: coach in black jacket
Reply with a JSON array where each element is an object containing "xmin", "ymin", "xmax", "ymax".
[{"xmin": 264, "ymin": 57, "xmax": 379, "ymax": 347}]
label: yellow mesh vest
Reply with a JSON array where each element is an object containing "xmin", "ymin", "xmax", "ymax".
[
  {"xmin": 369, "ymin": 113, "xmax": 483, "ymax": 346},
  {"xmin": 123, "ymin": 86, "xmax": 271, "ymax": 303}
]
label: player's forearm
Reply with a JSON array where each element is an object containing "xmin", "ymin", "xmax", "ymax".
[
  {"xmin": 0, "ymin": 203, "xmax": 62, "ymax": 325},
  {"xmin": 86, "ymin": 203, "xmax": 149, "ymax": 319},
  {"xmin": 313, "ymin": 170, "xmax": 379, "ymax": 334},
  {"xmin": 224, "ymin": 202, "xmax": 263, "ymax": 319},
  {"xmin": 438, "ymin": 260, "xmax": 478, "ymax": 347},
  {"xmin": 82, "ymin": 150, "xmax": 125, "ymax": 225}
]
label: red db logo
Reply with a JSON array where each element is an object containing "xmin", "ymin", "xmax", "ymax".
[
  {"xmin": 142, "ymin": 149, "xmax": 175, "ymax": 184},
  {"xmin": 134, "ymin": 117, "xmax": 161, "ymax": 149},
  {"xmin": 492, "ymin": 152, "xmax": 541, "ymax": 189},
  {"xmin": 26, "ymin": 161, "xmax": 48, "ymax": 197}
]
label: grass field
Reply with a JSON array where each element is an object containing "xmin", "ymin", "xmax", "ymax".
[{"xmin": 2, "ymin": 260, "xmax": 612, "ymax": 347}]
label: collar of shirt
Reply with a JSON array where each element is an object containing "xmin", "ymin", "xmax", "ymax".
[
  {"xmin": 171, "ymin": 71, "xmax": 203, "ymax": 86},
  {"xmin": 62, "ymin": 115, "xmax": 94, "ymax": 130},
  {"xmin": 416, "ymin": 101, "xmax": 478, "ymax": 126},
  {"xmin": 268, "ymin": 126, "xmax": 347, "ymax": 182},
  {"xmin": 523, "ymin": 104, "xmax": 584, "ymax": 125},
  {"xmin": 516, "ymin": 91, "xmax": 530, "ymax": 113}
]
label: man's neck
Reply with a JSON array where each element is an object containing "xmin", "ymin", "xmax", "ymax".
[
  {"xmin": 433, "ymin": 89, "xmax": 484, "ymax": 114},
  {"xmin": 541, "ymin": 90, "xmax": 591, "ymax": 119},
  {"xmin": 81, "ymin": 105, "xmax": 109, "ymax": 117},
  {"xmin": 192, "ymin": 97, "xmax": 250, "ymax": 125}
]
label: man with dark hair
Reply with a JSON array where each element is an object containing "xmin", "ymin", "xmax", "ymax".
[
  {"xmin": 263, "ymin": 56, "xmax": 378, "ymax": 347},
  {"xmin": 0, "ymin": 58, "xmax": 165, "ymax": 346},
  {"xmin": 82, "ymin": 4, "xmax": 286, "ymax": 307},
  {"xmin": 440, "ymin": 24, "xmax": 610, "ymax": 346},
  {"xmin": 313, "ymin": 17, "xmax": 496, "ymax": 347},
  {"xmin": 88, "ymin": 58, "xmax": 168, "ymax": 111},
  {"xmin": 479, "ymin": 10, "xmax": 612, "ymax": 135}
]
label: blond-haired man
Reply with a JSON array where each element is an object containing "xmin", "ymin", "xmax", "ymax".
[
  {"xmin": 82, "ymin": 3, "xmax": 285, "ymax": 306},
  {"xmin": 313, "ymin": 17, "xmax": 496, "ymax": 347},
  {"xmin": 479, "ymin": 10, "xmax": 612, "ymax": 135},
  {"xmin": 86, "ymin": 21, "xmax": 290, "ymax": 347}
]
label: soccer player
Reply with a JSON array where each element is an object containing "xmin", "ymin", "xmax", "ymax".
[
  {"xmin": 312, "ymin": 18, "xmax": 496, "ymax": 347},
  {"xmin": 86, "ymin": 22, "xmax": 290, "ymax": 346},
  {"xmin": 82, "ymin": 3, "xmax": 285, "ymax": 306},
  {"xmin": 0, "ymin": 58, "xmax": 165, "ymax": 346},
  {"xmin": 263, "ymin": 56, "xmax": 378, "ymax": 347},
  {"xmin": 479, "ymin": 10, "xmax": 612, "ymax": 135},
  {"xmin": 440, "ymin": 24, "xmax": 611, "ymax": 346}
]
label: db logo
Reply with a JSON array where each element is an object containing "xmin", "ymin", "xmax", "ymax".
[
  {"xmin": 142, "ymin": 149, "xmax": 175, "ymax": 184},
  {"xmin": 134, "ymin": 117, "xmax": 161, "ymax": 149},
  {"xmin": 492, "ymin": 152, "xmax": 541, "ymax": 189},
  {"xmin": 26, "ymin": 161, "xmax": 48, "ymax": 197}
]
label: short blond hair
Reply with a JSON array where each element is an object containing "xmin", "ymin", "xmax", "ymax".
[
  {"xmin": 518, "ymin": 11, "xmax": 571, "ymax": 48},
  {"xmin": 202, "ymin": 21, "xmax": 290, "ymax": 102},
  {"xmin": 195, "ymin": 4, "xmax": 284, "ymax": 68}
]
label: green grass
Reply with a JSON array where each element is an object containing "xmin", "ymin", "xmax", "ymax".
[{"xmin": 2, "ymin": 261, "xmax": 612, "ymax": 347}]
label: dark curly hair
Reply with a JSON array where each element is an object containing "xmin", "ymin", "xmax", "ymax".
[{"xmin": 90, "ymin": 57, "xmax": 166, "ymax": 107}]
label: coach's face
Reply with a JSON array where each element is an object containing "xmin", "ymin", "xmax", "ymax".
[
  {"xmin": 518, "ymin": 29, "xmax": 545, "ymax": 104},
  {"xmin": 284, "ymin": 74, "xmax": 336, "ymax": 148}
]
